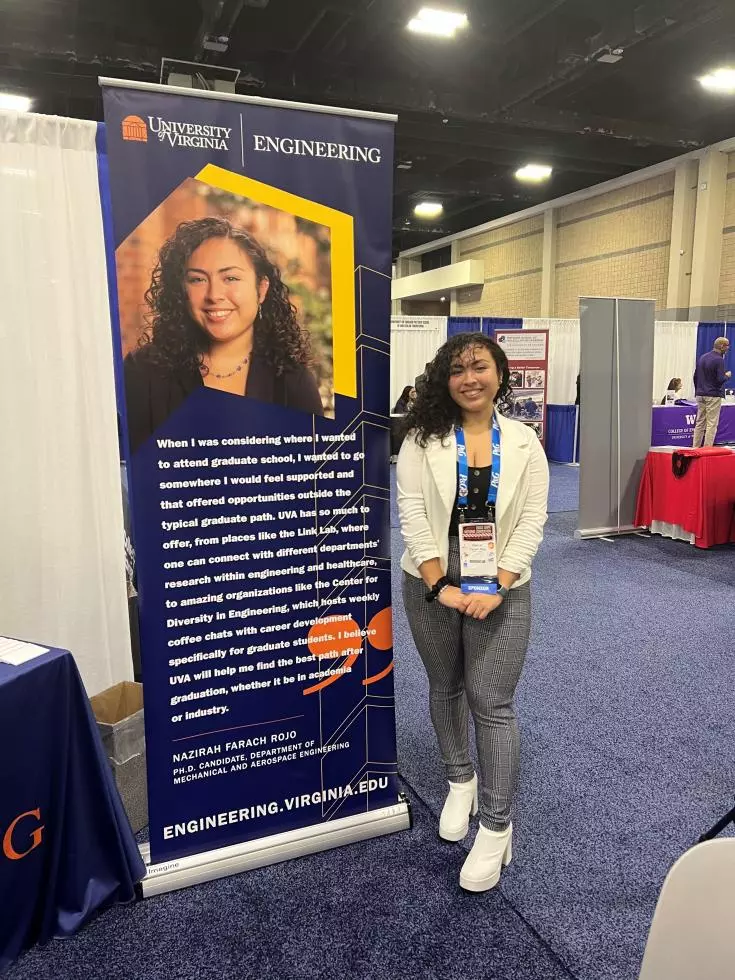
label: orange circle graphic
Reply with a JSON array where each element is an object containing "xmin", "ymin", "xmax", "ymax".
[{"xmin": 367, "ymin": 607, "xmax": 393, "ymax": 650}]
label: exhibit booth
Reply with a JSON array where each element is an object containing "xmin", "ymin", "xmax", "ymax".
[
  {"xmin": 2, "ymin": 92, "xmax": 734, "ymax": 977},
  {"xmin": 0, "ymin": 83, "xmax": 409, "ymax": 968},
  {"xmin": 390, "ymin": 315, "xmax": 735, "ymax": 462}
]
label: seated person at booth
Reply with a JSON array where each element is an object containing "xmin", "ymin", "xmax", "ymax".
[
  {"xmin": 660, "ymin": 378, "xmax": 682, "ymax": 405},
  {"xmin": 393, "ymin": 385, "xmax": 416, "ymax": 415}
]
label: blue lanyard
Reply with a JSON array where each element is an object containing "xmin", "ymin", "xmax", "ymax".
[{"xmin": 456, "ymin": 416, "xmax": 501, "ymax": 512}]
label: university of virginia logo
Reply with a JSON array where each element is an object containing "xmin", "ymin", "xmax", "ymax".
[
  {"xmin": 121, "ymin": 115, "xmax": 148, "ymax": 142},
  {"xmin": 120, "ymin": 114, "xmax": 229, "ymax": 150},
  {"xmin": 2, "ymin": 808, "xmax": 45, "ymax": 860},
  {"xmin": 148, "ymin": 117, "xmax": 231, "ymax": 150}
]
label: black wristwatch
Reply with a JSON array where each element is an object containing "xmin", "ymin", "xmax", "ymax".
[
  {"xmin": 497, "ymin": 585, "xmax": 510, "ymax": 600},
  {"xmin": 426, "ymin": 576, "xmax": 452, "ymax": 603}
]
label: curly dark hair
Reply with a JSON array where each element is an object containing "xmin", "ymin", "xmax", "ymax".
[
  {"xmin": 140, "ymin": 217, "xmax": 311, "ymax": 377},
  {"xmin": 400, "ymin": 333, "xmax": 511, "ymax": 447}
]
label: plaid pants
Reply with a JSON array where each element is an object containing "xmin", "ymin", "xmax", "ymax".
[{"xmin": 402, "ymin": 537, "xmax": 531, "ymax": 831}]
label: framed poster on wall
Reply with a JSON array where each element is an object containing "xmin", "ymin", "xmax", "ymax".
[{"xmin": 493, "ymin": 329, "xmax": 549, "ymax": 445}]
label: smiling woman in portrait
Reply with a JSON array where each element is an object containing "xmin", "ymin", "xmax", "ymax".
[{"xmin": 124, "ymin": 216, "xmax": 323, "ymax": 452}]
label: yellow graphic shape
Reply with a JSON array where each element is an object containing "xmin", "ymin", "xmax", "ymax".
[{"xmin": 196, "ymin": 163, "xmax": 356, "ymax": 399}]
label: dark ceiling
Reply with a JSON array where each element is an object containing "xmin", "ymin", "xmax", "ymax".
[{"xmin": 2, "ymin": 0, "xmax": 735, "ymax": 255}]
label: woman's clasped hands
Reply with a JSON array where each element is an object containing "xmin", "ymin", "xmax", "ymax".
[{"xmin": 437, "ymin": 586, "xmax": 504, "ymax": 620}]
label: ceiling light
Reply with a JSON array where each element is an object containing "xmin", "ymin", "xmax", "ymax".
[
  {"xmin": 698, "ymin": 67, "xmax": 735, "ymax": 94},
  {"xmin": 414, "ymin": 201, "xmax": 443, "ymax": 218},
  {"xmin": 407, "ymin": 8, "xmax": 468, "ymax": 38},
  {"xmin": 440, "ymin": 296, "xmax": 447, "ymax": 302},
  {"xmin": 515, "ymin": 163, "xmax": 553, "ymax": 183},
  {"xmin": 0, "ymin": 93, "xmax": 31, "ymax": 112}
]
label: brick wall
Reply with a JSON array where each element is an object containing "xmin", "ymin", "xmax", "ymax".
[
  {"xmin": 401, "ymin": 299, "xmax": 447, "ymax": 315},
  {"xmin": 554, "ymin": 173, "xmax": 674, "ymax": 317},
  {"xmin": 454, "ymin": 216, "xmax": 543, "ymax": 317},
  {"xmin": 717, "ymin": 151, "xmax": 735, "ymax": 319}
]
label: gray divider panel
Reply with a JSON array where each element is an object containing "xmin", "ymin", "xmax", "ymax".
[{"xmin": 578, "ymin": 297, "xmax": 654, "ymax": 538}]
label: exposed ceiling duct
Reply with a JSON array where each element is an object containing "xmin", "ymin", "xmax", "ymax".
[{"xmin": 1, "ymin": 0, "xmax": 734, "ymax": 254}]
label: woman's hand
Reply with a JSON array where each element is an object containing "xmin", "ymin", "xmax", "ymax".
[
  {"xmin": 437, "ymin": 586, "xmax": 469, "ymax": 612},
  {"xmin": 463, "ymin": 593, "xmax": 504, "ymax": 620}
]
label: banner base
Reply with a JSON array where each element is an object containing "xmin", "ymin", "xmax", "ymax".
[
  {"xmin": 575, "ymin": 525, "xmax": 647, "ymax": 540},
  {"xmin": 139, "ymin": 797, "xmax": 412, "ymax": 897}
]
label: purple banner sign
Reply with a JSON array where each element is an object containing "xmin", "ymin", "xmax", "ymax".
[{"xmin": 651, "ymin": 404, "xmax": 735, "ymax": 447}]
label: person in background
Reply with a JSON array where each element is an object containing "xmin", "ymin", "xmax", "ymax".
[
  {"xmin": 661, "ymin": 377, "xmax": 682, "ymax": 405},
  {"xmin": 397, "ymin": 332, "xmax": 548, "ymax": 893},
  {"xmin": 692, "ymin": 337, "xmax": 731, "ymax": 447},
  {"xmin": 393, "ymin": 385, "xmax": 416, "ymax": 415}
]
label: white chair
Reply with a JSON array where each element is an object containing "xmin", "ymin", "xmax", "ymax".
[{"xmin": 639, "ymin": 839, "xmax": 735, "ymax": 980}]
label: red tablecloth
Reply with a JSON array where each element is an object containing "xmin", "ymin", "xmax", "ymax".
[{"xmin": 635, "ymin": 449, "xmax": 735, "ymax": 548}]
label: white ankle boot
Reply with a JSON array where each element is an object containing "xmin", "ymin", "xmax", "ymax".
[
  {"xmin": 459, "ymin": 822, "xmax": 513, "ymax": 892},
  {"xmin": 438, "ymin": 774, "xmax": 478, "ymax": 841}
]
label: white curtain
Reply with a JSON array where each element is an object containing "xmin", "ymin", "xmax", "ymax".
[
  {"xmin": 522, "ymin": 317, "xmax": 697, "ymax": 405},
  {"xmin": 523, "ymin": 318, "xmax": 580, "ymax": 404},
  {"xmin": 390, "ymin": 316, "xmax": 447, "ymax": 408},
  {"xmin": 0, "ymin": 112, "xmax": 131, "ymax": 695},
  {"xmin": 652, "ymin": 321, "xmax": 698, "ymax": 402}
]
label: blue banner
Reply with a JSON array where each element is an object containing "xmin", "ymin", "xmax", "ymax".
[{"xmin": 101, "ymin": 82, "xmax": 398, "ymax": 863}]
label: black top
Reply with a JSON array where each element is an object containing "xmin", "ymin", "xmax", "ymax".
[
  {"xmin": 123, "ymin": 347, "xmax": 324, "ymax": 454},
  {"xmin": 448, "ymin": 464, "xmax": 492, "ymax": 536}
]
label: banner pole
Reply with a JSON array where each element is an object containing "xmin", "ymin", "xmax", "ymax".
[
  {"xmin": 98, "ymin": 76, "xmax": 398, "ymax": 121},
  {"xmin": 138, "ymin": 800, "xmax": 411, "ymax": 897}
]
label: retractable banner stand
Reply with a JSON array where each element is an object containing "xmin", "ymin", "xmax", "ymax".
[
  {"xmin": 492, "ymin": 329, "xmax": 548, "ymax": 446},
  {"xmin": 578, "ymin": 297, "xmax": 655, "ymax": 538},
  {"xmin": 100, "ymin": 78, "xmax": 407, "ymax": 893}
]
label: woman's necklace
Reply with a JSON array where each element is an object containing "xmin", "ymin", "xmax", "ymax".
[{"xmin": 207, "ymin": 353, "xmax": 250, "ymax": 380}]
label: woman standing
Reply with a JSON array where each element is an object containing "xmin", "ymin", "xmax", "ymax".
[
  {"xmin": 124, "ymin": 217, "xmax": 323, "ymax": 452},
  {"xmin": 397, "ymin": 333, "xmax": 548, "ymax": 892}
]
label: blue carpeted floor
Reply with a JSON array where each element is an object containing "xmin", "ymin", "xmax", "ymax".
[
  {"xmin": 7, "ymin": 465, "xmax": 734, "ymax": 980},
  {"xmin": 6, "ymin": 783, "xmax": 572, "ymax": 980},
  {"xmin": 392, "ymin": 463, "xmax": 735, "ymax": 980},
  {"xmin": 546, "ymin": 462, "xmax": 580, "ymax": 513}
]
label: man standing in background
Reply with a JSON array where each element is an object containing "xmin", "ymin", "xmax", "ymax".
[{"xmin": 692, "ymin": 337, "xmax": 731, "ymax": 447}]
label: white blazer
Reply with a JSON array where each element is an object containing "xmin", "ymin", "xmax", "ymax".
[{"xmin": 396, "ymin": 412, "xmax": 549, "ymax": 589}]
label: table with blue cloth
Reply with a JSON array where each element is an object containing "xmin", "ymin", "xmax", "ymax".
[
  {"xmin": 0, "ymin": 646, "xmax": 145, "ymax": 971},
  {"xmin": 545, "ymin": 405, "xmax": 580, "ymax": 463},
  {"xmin": 545, "ymin": 403, "xmax": 735, "ymax": 462}
]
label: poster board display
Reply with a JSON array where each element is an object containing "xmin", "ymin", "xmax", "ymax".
[
  {"xmin": 493, "ymin": 329, "xmax": 549, "ymax": 445},
  {"xmin": 100, "ymin": 78, "xmax": 406, "ymax": 884}
]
